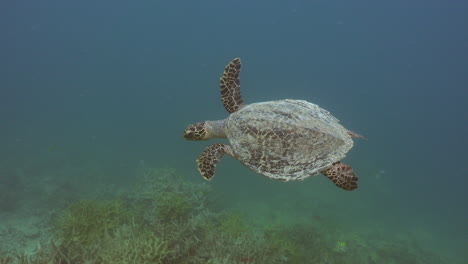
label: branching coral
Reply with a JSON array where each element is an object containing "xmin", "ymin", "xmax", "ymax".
[
  {"xmin": 0, "ymin": 255, "xmax": 14, "ymax": 264},
  {"xmin": 55, "ymin": 199, "xmax": 131, "ymax": 246},
  {"xmin": 3, "ymin": 166, "xmax": 452, "ymax": 264},
  {"xmin": 99, "ymin": 225, "xmax": 170, "ymax": 264},
  {"xmin": 218, "ymin": 212, "xmax": 248, "ymax": 237},
  {"xmin": 155, "ymin": 192, "xmax": 193, "ymax": 223}
]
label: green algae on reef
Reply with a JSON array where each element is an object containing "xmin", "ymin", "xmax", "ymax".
[{"xmin": 0, "ymin": 167, "xmax": 452, "ymax": 264}]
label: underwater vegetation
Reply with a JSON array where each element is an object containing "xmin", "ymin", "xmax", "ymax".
[{"xmin": 0, "ymin": 167, "xmax": 449, "ymax": 264}]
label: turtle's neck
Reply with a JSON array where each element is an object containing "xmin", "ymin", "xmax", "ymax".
[{"xmin": 205, "ymin": 119, "xmax": 227, "ymax": 139}]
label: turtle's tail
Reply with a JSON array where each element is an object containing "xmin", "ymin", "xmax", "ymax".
[{"xmin": 347, "ymin": 130, "xmax": 367, "ymax": 139}]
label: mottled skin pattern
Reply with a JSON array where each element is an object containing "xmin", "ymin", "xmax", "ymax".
[
  {"xmin": 322, "ymin": 162, "xmax": 358, "ymax": 190},
  {"xmin": 196, "ymin": 143, "xmax": 233, "ymax": 180},
  {"xmin": 226, "ymin": 99, "xmax": 353, "ymax": 181},
  {"xmin": 184, "ymin": 58, "xmax": 362, "ymax": 191},
  {"xmin": 220, "ymin": 58, "xmax": 244, "ymax": 113},
  {"xmin": 183, "ymin": 122, "xmax": 207, "ymax": 140}
]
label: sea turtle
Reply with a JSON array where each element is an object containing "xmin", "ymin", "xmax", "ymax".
[{"xmin": 183, "ymin": 58, "xmax": 364, "ymax": 191}]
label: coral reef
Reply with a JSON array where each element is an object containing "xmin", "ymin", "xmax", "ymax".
[
  {"xmin": 55, "ymin": 199, "xmax": 131, "ymax": 246},
  {"xmin": 0, "ymin": 166, "xmax": 452, "ymax": 264},
  {"xmin": 217, "ymin": 212, "xmax": 248, "ymax": 237},
  {"xmin": 98, "ymin": 224, "xmax": 171, "ymax": 264},
  {"xmin": 155, "ymin": 192, "xmax": 193, "ymax": 223},
  {"xmin": 0, "ymin": 255, "xmax": 14, "ymax": 264}
]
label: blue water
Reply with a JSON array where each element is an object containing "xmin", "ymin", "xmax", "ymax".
[{"xmin": 1, "ymin": 0, "xmax": 467, "ymax": 262}]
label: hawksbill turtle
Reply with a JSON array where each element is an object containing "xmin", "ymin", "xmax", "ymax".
[{"xmin": 183, "ymin": 58, "xmax": 364, "ymax": 191}]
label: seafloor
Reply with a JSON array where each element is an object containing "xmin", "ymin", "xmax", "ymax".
[{"xmin": 0, "ymin": 160, "xmax": 464, "ymax": 264}]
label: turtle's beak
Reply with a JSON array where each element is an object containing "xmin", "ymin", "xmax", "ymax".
[
  {"xmin": 183, "ymin": 122, "xmax": 208, "ymax": 140},
  {"xmin": 183, "ymin": 129, "xmax": 196, "ymax": 140}
]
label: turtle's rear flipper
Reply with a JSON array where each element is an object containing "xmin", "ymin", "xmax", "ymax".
[
  {"xmin": 220, "ymin": 58, "xmax": 244, "ymax": 113},
  {"xmin": 321, "ymin": 162, "xmax": 358, "ymax": 191},
  {"xmin": 196, "ymin": 143, "xmax": 233, "ymax": 180}
]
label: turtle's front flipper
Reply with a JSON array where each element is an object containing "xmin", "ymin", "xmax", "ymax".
[
  {"xmin": 321, "ymin": 162, "xmax": 358, "ymax": 191},
  {"xmin": 220, "ymin": 58, "xmax": 244, "ymax": 113},
  {"xmin": 196, "ymin": 143, "xmax": 233, "ymax": 180}
]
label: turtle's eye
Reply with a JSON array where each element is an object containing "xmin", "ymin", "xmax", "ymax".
[{"xmin": 183, "ymin": 122, "xmax": 207, "ymax": 140}]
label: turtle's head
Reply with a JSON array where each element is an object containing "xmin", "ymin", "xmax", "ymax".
[
  {"xmin": 183, "ymin": 122, "xmax": 209, "ymax": 140},
  {"xmin": 184, "ymin": 120, "xmax": 227, "ymax": 140}
]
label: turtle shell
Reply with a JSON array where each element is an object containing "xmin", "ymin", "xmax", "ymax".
[{"xmin": 225, "ymin": 99, "xmax": 353, "ymax": 181}]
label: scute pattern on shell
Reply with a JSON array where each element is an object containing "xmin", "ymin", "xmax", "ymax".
[{"xmin": 225, "ymin": 99, "xmax": 353, "ymax": 181}]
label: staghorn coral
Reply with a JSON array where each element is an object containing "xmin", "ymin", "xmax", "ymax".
[
  {"xmin": 155, "ymin": 192, "xmax": 193, "ymax": 223},
  {"xmin": 263, "ymin": 228, "xmax": 303, "ymax": 262},
  {"xmin": 98, "ymin": 225, "xmax": 171, "ymax": 264},
  {"xmin": 130, "ymin": 167, "xmax": 211, "ymax": 226},
  {"xmin": 55, "ymin": 199, "xmax": 131, "ymax": 246},
  {"xmin": 13, "ymin": 240, "xmax": 68, "ymax": 264},
  {"xmin": 1, "ymin": 166, "xmax": 453, "ymax": 264},
  {"xmin": 134, "ymin": 167, "xmax": 212, "ymax": 206},
  {"xmin": 0, "ymin": 255, "xmax": 14, "ymax": 264},
  {"xmin": 199, "ymin": 231, "xmax": 289, "ymax": 264},
  {"xmin": 217, "ymin": 212, "xmax": 248, "ymax": 238}
]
